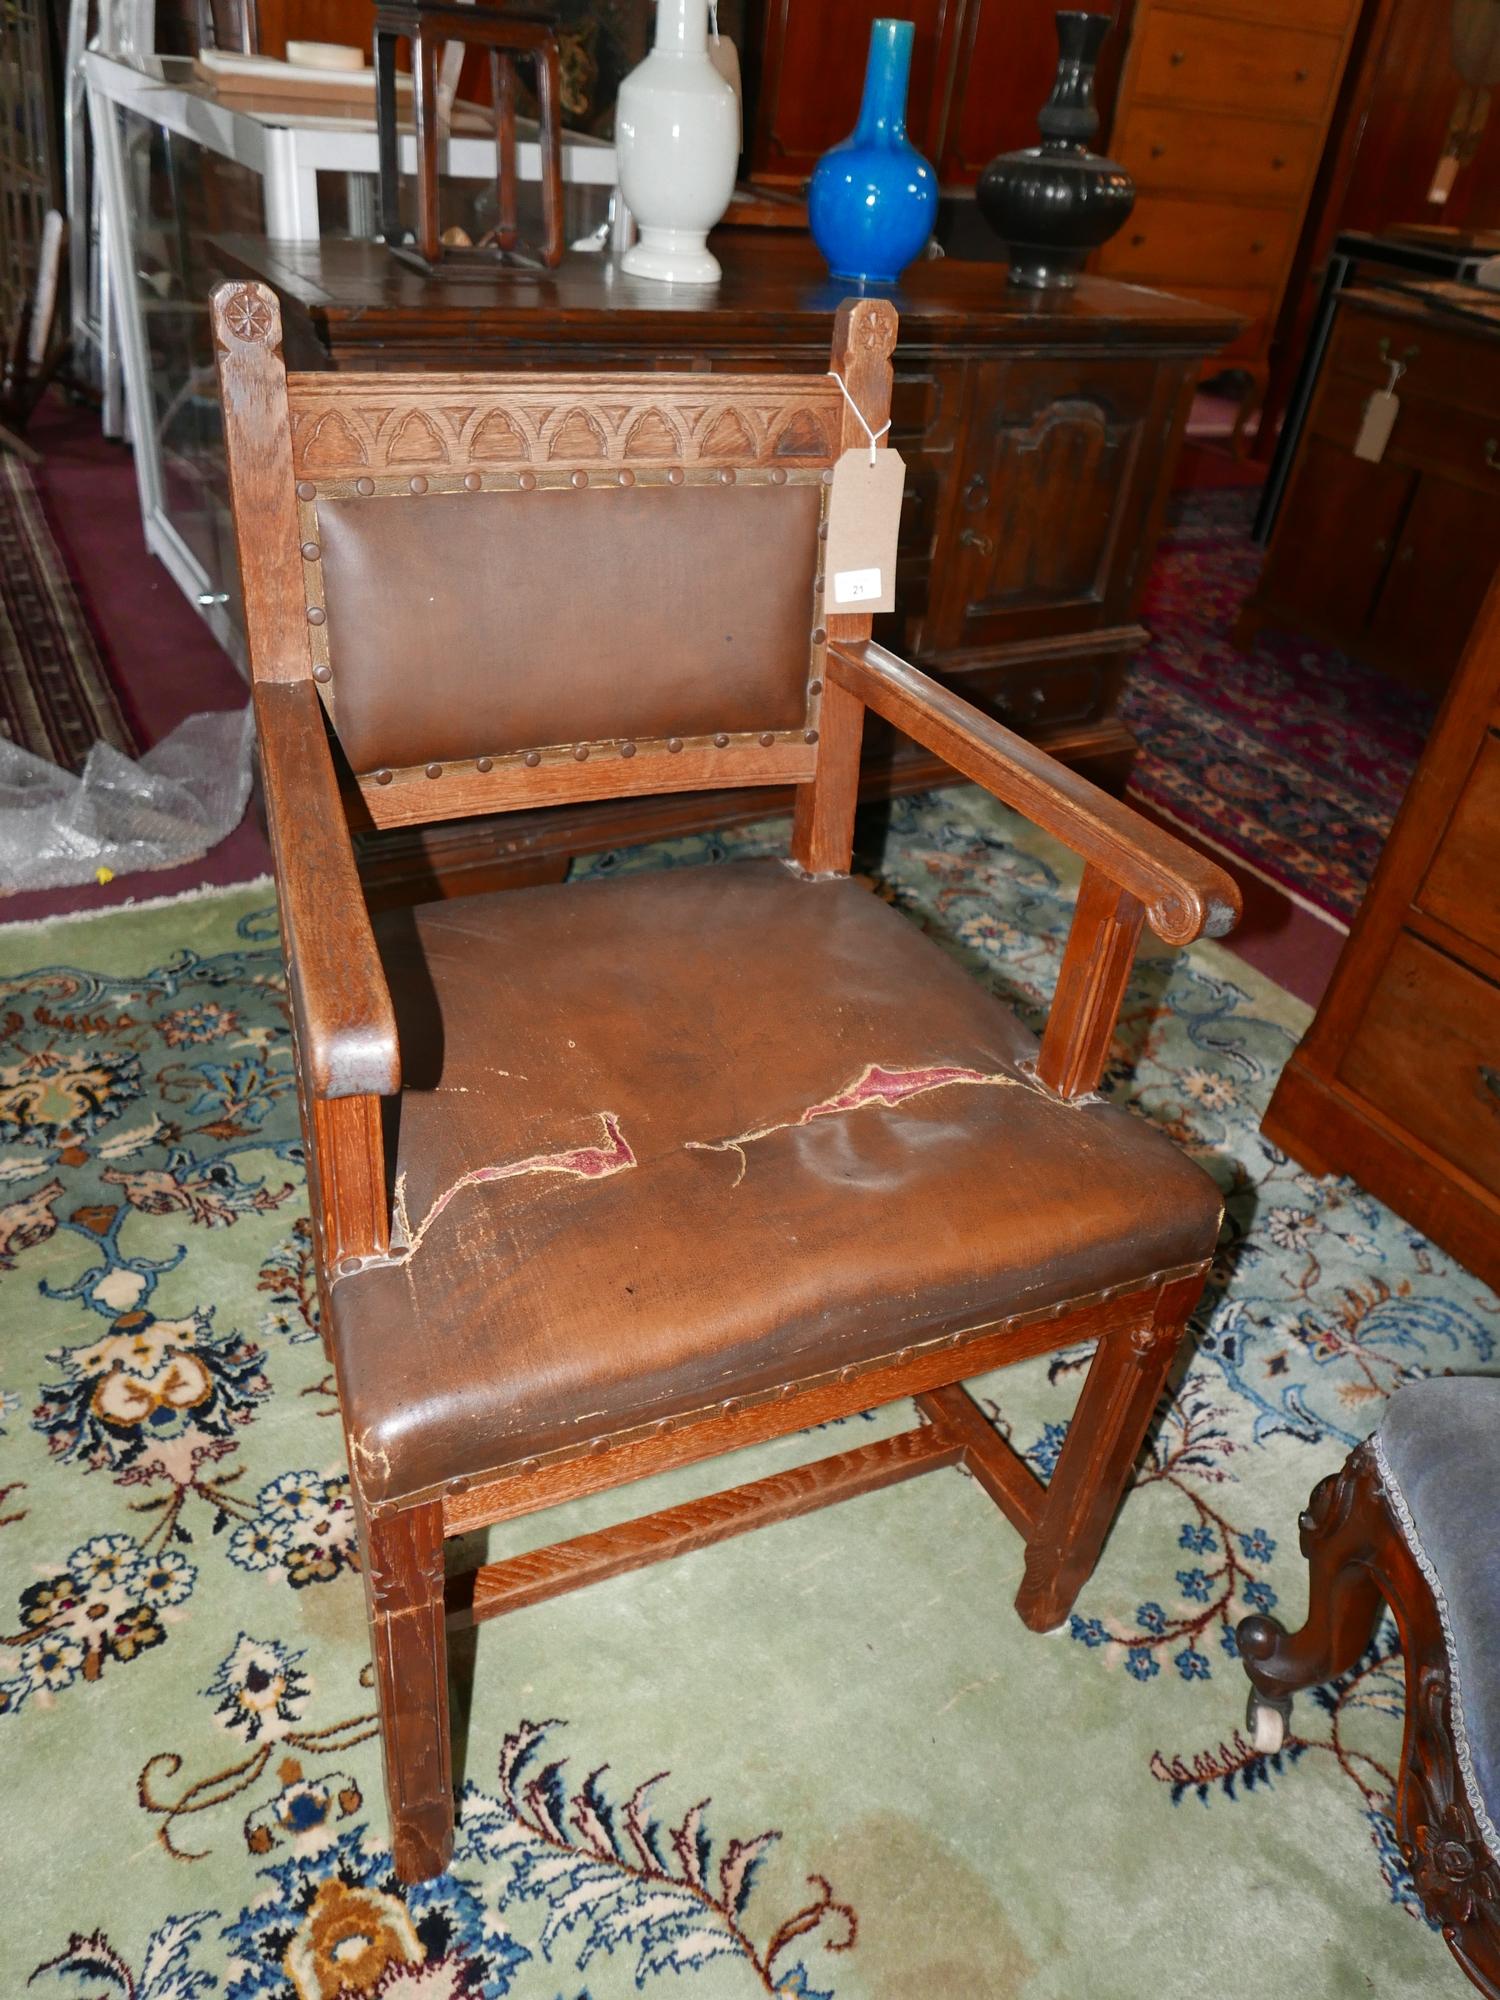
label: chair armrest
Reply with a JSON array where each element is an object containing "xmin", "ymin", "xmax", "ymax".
[
  {"xmin": 827, "ymin": 639, "xmax": 1241, "ymax": 946},
  {"xmin": 255, "ymin": 680, "xmax": 400, "ymax": 1100}
]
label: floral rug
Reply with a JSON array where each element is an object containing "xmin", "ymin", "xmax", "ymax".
[
  {"xmin": 1, "ymin": 788, "xmax": 1494, "ymax": 2000},
  {"xmin": 1122, "ymin": 490, "xmax": 1435, "ymax": 926}
]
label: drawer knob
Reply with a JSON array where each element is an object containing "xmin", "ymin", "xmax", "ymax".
[
  {"xmin": 1150, "ymin": 142, "xmax": 1165, "ymax": 157},
  {"xmin": 1373, "ymin": 536, "xmax": 1389, "ymax": 555},
  {"xmin": 1131, "ymin": 231, "xmax": 1146, "ymax": 246},
  {"xmin": 1377, "ymin": 336, "xmax": 1420, "ymax": 364},
  {"xmin": 1250, "ymin": 240, "xmax": 1266, "ymax": 253},
  {"xmin": 959, "ymin": 527, "xmax": 995, "ymax": 556},
  {"xmin": 1397, "ymin": 545, "xmax": 1416, "ymax": 564},
  {"xmin": 1271, "ymin": 155, "xmax": 1286, "ymax": 169},
  {"xmin": 1294, "ymin": 65, "xmax": 1309, "ymax": 80},
  {"xmin": 1486, "ymin": 437, "xmax": 1500, "ymax": 471},
  {"xmin": 1480, "ymin": 1064, "xmax": 1500, "ymax": 1104},
  {"xmin": 1169, "ymin": 47, "xmax": 1186, "ymax": 63}
]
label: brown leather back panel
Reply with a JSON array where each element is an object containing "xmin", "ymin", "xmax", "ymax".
[{"xmin": 313, "ymin": 480, "xmax": 822, "ymax": 774}]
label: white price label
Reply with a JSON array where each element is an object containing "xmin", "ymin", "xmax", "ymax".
[{"xmin": 833, "ymin": 566, "xmax": 883, "ymax": 605}]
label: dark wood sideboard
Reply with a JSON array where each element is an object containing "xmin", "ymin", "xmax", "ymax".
[
  {"xmin": 1238, "ymin": 285, "xmax": 1500, "ymax": 695},
  {"xmin": 217, "ymin": 234, "xmax": 1237, "ymax": 902},
  {"xmin": 1263, "ymin": 567, "xmax": 1500, "ymax": 1290}
]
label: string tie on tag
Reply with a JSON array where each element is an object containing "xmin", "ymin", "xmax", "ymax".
[{"xmin": 827, "ymin": 370, "xmax": 891, "ymax": 467}]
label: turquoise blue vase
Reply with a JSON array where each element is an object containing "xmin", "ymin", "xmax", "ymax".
[{"xmin": 808, "ymin": 19, "xmax": 936, "ymax": 285}]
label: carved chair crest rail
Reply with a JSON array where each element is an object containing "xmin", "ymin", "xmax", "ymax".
[{"xmin": 213, "ymin": 277, "xmax": 1240, "ymax": 1882}]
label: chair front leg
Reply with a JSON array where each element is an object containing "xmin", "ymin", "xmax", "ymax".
[
  {"xmin": 1237, "ymin": 1443, "xmax": 1387, "ymax": 1705},
  {"xmin": 1015, "ymin": 1272, "xmax": 1202, "ymax": 1632},
  {"xmin": 363, "ymin": 1498, "xmax": 455, "ymax": 1882}
]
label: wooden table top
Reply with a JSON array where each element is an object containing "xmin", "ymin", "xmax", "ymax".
[{"xmin": 216, "ymin": 231, "xmax": 1243, "ymax": 358}]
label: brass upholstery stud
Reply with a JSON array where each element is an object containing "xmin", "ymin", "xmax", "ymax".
[
  {"xmin": 409, "ymin": 475, "xmax": 429, "ymax": 494},
  {"xmin": 355, "ymin": 477, "xmax": 375, "ymax": 496},
  {"xmin": 620, "ymin": 740, "xmax": 637, "ymax": 758},
  {"xmin": 758, "ymin": 731, "xmax": 775, "ymax": 747},
  {"xmin": 570, "ymin": 470, "xmax": 588, "ymax": 489},
  {"xmin": 573, "ymin": 744, "xmax": 590, "ymax": 761},
  {"xmin": 300, "ymin": 540, "xmax": 321, "ymax": 561},
  {"xmin": 714, "ymin": 732, "xmax": 729, "ymax": 748},
  {"xmin": 375, "ymin": 769, "xmax": 393, "ymax": 785},
  {"xmin": 618, "ymin": 469, "xmax": 635, "ymax": 487},
  {"xmin": 476, "ymin": 755, "xmax": 493, "ymax": 773},
  {"xmin": 463, "ymin": 472, "xmax": 482, "ymax": 492},
  {"xmin": 805, "ymin": 728, "xmax": 819, "ymax": 744},
  {"xmin": 313, "ymin": 665, "xmax": 332, "ymax": 683},
  {"xmin": 295, "ymin": 480, "xmax": 316, "ymax": 501},
  {"xmin": 809, "ymin": 678, "xmax": 823, "ymax": 695},
  {"xmin": 769, "ymin": 467, "xmax": 787, "ymax": 485},
  {"xmin": 812, "ymin": 625, "xmax": 827, "ymax": 645},
  {"xmin": 524, "ymin": 750, "xmax": 542, "ymax": 767},
  {"xmin": 306, "ymin": 606, "xmax": 326, "ymax": 626},
  {"xmin": 666, "ymin": 467, "xmax": 684, "ymax": 485},
  {"xmin": 338, "ymin": 1256, "xmax": 359, "ymax": 1276},
  {"xmin": 817, "ymin": 519, "xmax": 829, "ymax": 540},
  {"xmin": 822, "ymin": 466, "xmax": 835, "ymax": 484},
  {"xmin": 666, "ymin": 736, "xmax": 683, "ymax": 753},
  {"xmin": 425, "ymin": 763, "xmax": 442, "ymax": 779},
  {"xmin": 718, "ymin": 467, "xmax": 735, "ymax": 484},
  {"xmin": 518, "ymin": 471, "xmax": 537, "ymax": 492}
]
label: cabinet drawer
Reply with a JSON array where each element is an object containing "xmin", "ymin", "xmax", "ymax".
[
  {"xmin": 951, "ymin": 659, "xmax": 1108, "ymax": 733},
  {"xmin": 1338, "ymin": 932, "xmax": 1500, "ymax": 1200},
  {"xmin": 1420, "ymin": 732, "xmax": 1500, "ymax": 961},
  {"xmin": 1169, "ymin": 0, "xmax": 1356, "ymax": 30},
  {"xmin": 1096, "ymin": 195, "xmax": 1298, "ymax": 287},
  {"xmin": 1115, "ymin": 104, "xmax": 1321, "ymax": 202},
  {"xmin": 1128, "ymin": 8, "xmax": 1344, "ymax": 120},
  {"xmin": 1329, "ymin": 308, "xmax": 1500, "ymax": 426}
]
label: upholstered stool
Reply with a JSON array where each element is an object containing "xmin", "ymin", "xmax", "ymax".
[{"xmin": 1239, "ymin": 1377, "xmax": 1500, "ymax": 1996}]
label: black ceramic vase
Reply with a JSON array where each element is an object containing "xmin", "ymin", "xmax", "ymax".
[{"xmin": 976, "ymin": 10, "xmax": 1134, "ymax": 289}]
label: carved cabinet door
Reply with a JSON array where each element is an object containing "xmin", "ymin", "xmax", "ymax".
[{"xmin": 924, "ymin": 357, "xmax": 1167, "ymax": 656}]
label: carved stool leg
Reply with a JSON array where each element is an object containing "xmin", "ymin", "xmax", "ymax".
[
  {"xmin": 364, "ymin": 1498, "xmax": 454, "ymax": 1881},
  {"xmin": 1237, "ymin": 1441, "xmax": 1386, "ymax": 1750},
  {"xmin": 1015, "ymin": 1278, "xmax": 1199, "ymax": 1633}
]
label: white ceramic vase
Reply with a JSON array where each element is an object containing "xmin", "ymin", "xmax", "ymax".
[{"xmin": 616, "ymin": 0, "xmax": 738, "ymax": 284}]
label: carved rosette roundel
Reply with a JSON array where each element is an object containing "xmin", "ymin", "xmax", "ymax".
[
  {"xmin": 221, "ymin": 286, "xmax": 277, "ymax": 345},
  {"xmin": 851, "ymin": 306, "xmax": 898, "ymax": 358}
]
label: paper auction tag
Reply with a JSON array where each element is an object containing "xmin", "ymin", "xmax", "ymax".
[
  {"xmin": 1353, "ymin": 388, "xmax": 1400, "ymax": 463},
  {"xmin": 824, "ymin": 446, "xmax": 906, "ymax": 616}
]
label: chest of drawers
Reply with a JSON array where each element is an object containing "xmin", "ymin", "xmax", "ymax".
[
  {"xmin": 1262, "ymin": 571, "xmax": 1500, "ymax": 1289},
  {"xmin": 1097, "ymin": 0, "xmax": 1364, "ymax": 417}
]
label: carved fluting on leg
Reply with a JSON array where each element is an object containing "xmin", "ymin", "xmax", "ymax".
[
  {"xmin": 1014, "ymin": 1277, "xmax": 1201, "ymax": 1632},
  {"xmin": 1236, "ymin": 1445, "xmax": 1386, "ymax": 1708},
  {"xmin": 365, "ymin": 1500, "xmax": 455, "ymax": 1882}
]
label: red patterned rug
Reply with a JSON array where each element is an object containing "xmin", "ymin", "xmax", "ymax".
[
  {"xmin": 0, "ymin": 453, "xmax": 140, "ymax": 770},
  {"xmin": 1122, "ymin": 489, "xmax": 1434, "ymax": 927}
]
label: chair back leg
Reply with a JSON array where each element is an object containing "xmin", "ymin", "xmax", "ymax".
[
  {"xmin": 364, "ymin": 1499, "xmax": 455, "ymax": 1880},
  {"xmin": 1015, "ymin": 1271, "xmax": 1202, "ymax": 1632}
]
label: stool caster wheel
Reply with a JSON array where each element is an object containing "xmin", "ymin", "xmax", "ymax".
[{"xmin": 1246, "ymin": 1685, "xmax": 1293, "ymax": 1754}]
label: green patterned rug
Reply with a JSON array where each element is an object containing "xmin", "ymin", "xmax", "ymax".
[{"xmin": 2, "ymin": 788, "xmax": 1494, "ymax": 2000}]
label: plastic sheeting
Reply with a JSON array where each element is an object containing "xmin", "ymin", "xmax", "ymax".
[{"xmin": 0, "ymin": 705, "xmax": 254, "ymax": 894}]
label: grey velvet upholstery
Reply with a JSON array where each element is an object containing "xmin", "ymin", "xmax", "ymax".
[{"xmin": 1376, "ymin": 1375, "xmax": 1500, "ymax": 1850}]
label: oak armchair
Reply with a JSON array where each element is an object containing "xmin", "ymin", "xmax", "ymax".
[{"xmin": 213, "ymin": 278, "xmax": 1240, "ymax": 1884}]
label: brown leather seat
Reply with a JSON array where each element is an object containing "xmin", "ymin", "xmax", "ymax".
[{"xmin": 332, "ymin": 859, "xmax": 1222, "ymax": 1507}]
